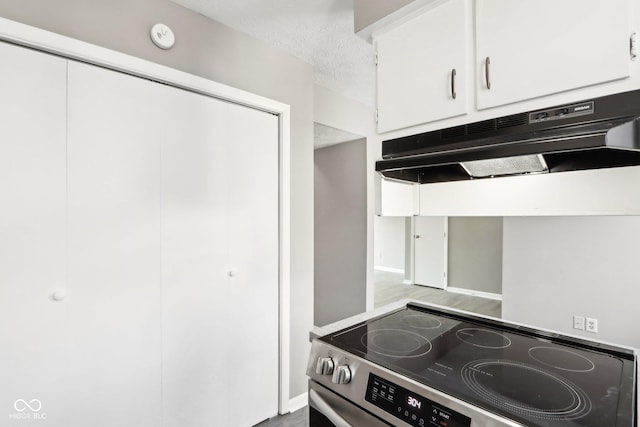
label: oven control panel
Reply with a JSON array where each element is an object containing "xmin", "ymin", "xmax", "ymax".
[{"xmin": 365, "ymin": 374, "xmax": 471, "ymax": 427}]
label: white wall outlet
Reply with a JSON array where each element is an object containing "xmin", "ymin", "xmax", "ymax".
[
  {"xmin": 573, "ymin": 315, "xmax": 585, "ymax": 330},
  {"xmin": 586, "ymin": 317, "xmax": 598, "ymax": 333}
]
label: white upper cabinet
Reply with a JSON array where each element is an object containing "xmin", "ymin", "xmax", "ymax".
[
  {"xmin": 476, "ymin": 0, "xmax": 632, "ymax": 110},
  {"xmin": 376, "ymin": 0, "xmax": 469, "ymax": 133},
  {"xmin": 374, "ymin": 0, "xmax": 635, "ymax": 134}
]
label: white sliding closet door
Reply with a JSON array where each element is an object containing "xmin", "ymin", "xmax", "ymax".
[
  {"xmin": 0, "ymin": 42, "xmax": 68, "ymax": 425},
  {"xmin": 0, "ymin": 41, "xmax": 278, "ymax": 427},
  {"xmin": 67, "ymin": 61, "xmax": 163, "ymax": 426},
  {"xmin": 161, "ymin": 87, "xmax": 279, "ymax": 426}
]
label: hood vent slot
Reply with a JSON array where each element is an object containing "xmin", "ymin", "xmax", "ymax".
[
  {"xmin": 467, "ymin": 119, "xmax": 496, "ymax": 135},
  {"xmin": 497, "ymin": 113, "xmax": 528, "ymax": 129},
  {"xmin": 440, "ymin": 113, "xmax": 528, "ymax": 141},
  {"xmin": 441, "ymin": 125, "xmax": 466, "ymax": 139}
]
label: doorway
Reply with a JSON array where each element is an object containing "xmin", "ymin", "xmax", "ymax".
[{"xmin": 314, "ymin": 123, "xmax": 367, "ymax": 326}]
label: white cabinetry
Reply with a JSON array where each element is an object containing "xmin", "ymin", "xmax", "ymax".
[
  {"xmin": 374, "ymin": 0, "xmax": 633, "ymax": 133},
  {"xmin": 376, "ymin": 0, "xmax": 468, "ymax": 133},
  {"xmin": 475, "ymin": 0, "xmax": 631, "ymax": 110}
]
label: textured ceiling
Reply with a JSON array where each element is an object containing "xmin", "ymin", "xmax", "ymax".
[
  {"xmin": 171, "ymin": 0, "xmax": 376, "ymax": 107},
  {"xmin": 314, "ymin": 123, "xmax": 363, "ymax": 150}
]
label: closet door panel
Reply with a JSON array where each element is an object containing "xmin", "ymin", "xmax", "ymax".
[
  {"xmin": 225, "ymin": 104, "xmax": 280, "ymax": 422},
  {"xmin": 67, "ymin": 61, "xmax": 162, "ymax": 427},
  {"xmin": 0, "ymin": 42, "xmax": 68, "ymax": 425},
  {"xmin": 161, "ymin": 90, "xmax": 279, "ymax": 426},
  {"xmin": 160, "ymin": 87, "xmax": 231, "ymax": 427}
]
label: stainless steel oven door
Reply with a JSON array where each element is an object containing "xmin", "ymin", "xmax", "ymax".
[{"xmin": 308, "ymin": 380, "xmax": 391, "ymax": 427}]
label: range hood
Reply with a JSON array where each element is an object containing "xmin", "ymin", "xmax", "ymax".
[{"xmin": 376, "ymin": 89, "xmax": 640, "ymax": 183}]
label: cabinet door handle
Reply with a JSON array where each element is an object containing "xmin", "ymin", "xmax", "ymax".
[
  {"xmin": 451, "ymin": 68, "xmax": 457, "ymax": 99},
  {"xmin": 485, "ymin": 56, "xmax": 491, "ymax": 90},
  {"xmin": 309, "ymin": 389, "xmax": 353, "ymax": 427}
]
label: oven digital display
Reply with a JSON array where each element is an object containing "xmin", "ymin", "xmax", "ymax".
[{"xmin": 365, "ymin": 374, "xmax": 471, "ymax": 427}]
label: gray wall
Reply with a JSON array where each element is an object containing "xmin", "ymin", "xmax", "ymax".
[
  {"xmin": 448, "ymin": 217, "xmax": 503, "ymax": 295},
  {"xmin": 374, "ymin": 216, "xmax": 406, "ymax": 272},
  {"xmin": 354, "ymin": 0, "xmax": 415, "ymax": 32},
  {"xmin": 315, "ymin": 139, "xmax": 367, "ymax": 327},
  {"xmin": 502, "ymin": 216, "xmax": 640, "ymax": 347},
  {"xmin": 0, "ymin": 0, "xmax": 314, "ymax": 399}
]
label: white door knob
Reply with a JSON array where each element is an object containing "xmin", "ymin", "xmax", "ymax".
[{"xmin": 52, "ymin": 290, "xmax": 66, "ymax": 301}]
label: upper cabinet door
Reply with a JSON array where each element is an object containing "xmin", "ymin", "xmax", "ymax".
[
  {"xmin": 376, "ymin": 0, "xmax": 469, "ymax": 133},
  {"xmin": 476, "ymin": 0, "xmax": 632, "ymax": 110}
]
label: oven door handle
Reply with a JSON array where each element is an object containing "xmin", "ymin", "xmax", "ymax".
[{"xmin": 309, "ymin": 389, "xmax": 353, "ymax": 427}]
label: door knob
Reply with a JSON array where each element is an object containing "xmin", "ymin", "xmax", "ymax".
[{"xmin": 415, "ymin": 235, "xmax": 420, "ymax": 239}]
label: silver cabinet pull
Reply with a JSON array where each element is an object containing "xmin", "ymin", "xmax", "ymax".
[
  {"xmin": 451, "ymin": 68, "xmax": 457, "ymax": 99},
  {"xmin": 485, "ymin": 57, "xmax": 491, "ymax": 89}
]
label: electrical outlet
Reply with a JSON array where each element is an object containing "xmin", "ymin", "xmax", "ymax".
[
  {"xmin": 573, "ymin": 315, "xmax": 585, "ymax": 330},
  {"xmin": 586, "ymin": 317, "xmax": 598, "ymax": 333}
]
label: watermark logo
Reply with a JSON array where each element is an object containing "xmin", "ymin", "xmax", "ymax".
[{"xmin": 9, "ymin": 399, "xmax": 46, "ymax": 421}]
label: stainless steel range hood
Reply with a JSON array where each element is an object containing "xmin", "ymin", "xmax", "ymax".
[{"xmin": 376, "ymin": 89, "xmax": 640, "ymax": 184}]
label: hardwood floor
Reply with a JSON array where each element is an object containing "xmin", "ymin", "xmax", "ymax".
[
  {"xmin": 374, "ymin": 270, "xmax": 502, "ymax": 318},
  {"xmin": 258, "ymin": 271, "xmax": 501, "ymax": 426}
]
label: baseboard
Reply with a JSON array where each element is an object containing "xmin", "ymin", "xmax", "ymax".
[
  {"xmin": 402, "ymin": 279, "xmax": 414, "ymax": 285},
  {"xmin": 447, "ymin": 287, "xmax": 503, "ymax": 301},
  {"xmin": 287, "ymin": 392, "xmax": 308, "ymax": 413},
  {"xmin": 374, "ymin": 266, "xmax": 404, "ymax": 274}
]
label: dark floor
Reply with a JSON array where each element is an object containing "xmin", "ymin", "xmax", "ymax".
[{"xmin": 254, "ymin": 406, "xmax": 309, "ymax": 427}]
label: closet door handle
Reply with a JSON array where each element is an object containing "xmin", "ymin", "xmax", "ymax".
[
  {"xmin": 451, "ymin": 68, "xmax": 457, "ymax": 99},
  {"xmin": 485, "ymin": 57, "xmax": 491, "ymax": 90}
]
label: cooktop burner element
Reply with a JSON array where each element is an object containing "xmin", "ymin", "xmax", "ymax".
[
  {"xmin": 456, "ymin": 327, "xmax": 512, "ymax": 349},
  {"xmin": 528, "ymin": 346, "xmax": 596, "ymax": 373},
  {"xmin": 461, "ymin": 359, "xmax": 592, "ymax": 421},
  {"xmin": 317, "ymin": 303, "xmax": 636, "ymax": 427},
  {"xmin": 403, "ymin": 313, "xmax": 443, "ymax": 330},
  {"xmin": 362, "ymin": 329, "xmax": 432, "ymax": 358}
]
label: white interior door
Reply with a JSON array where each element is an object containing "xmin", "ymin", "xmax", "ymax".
[
  {"xmin": 0, "ymin": 42, "xmax": 68, "ymax": 425},
  {"xmin": 161, "ymin": 88, "xmax": 279, "ymax": 426},
  {"xmin": 413, "ymin": 217, "xmax": 448, "ymax": 289}
]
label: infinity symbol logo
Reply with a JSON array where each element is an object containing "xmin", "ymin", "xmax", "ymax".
[{"xmin": 14, "ymin": 399, "xmax": 42, "ymax": 412}]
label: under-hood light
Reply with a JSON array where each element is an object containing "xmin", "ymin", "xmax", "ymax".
[{"xmin": 460, "ymin": 154, "xmax": 549, "ymax": 178}]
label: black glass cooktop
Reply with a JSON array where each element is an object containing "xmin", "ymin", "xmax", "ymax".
[{"xmin": 320, "ymin": 304, "xmax": 636, "ymax": 427}]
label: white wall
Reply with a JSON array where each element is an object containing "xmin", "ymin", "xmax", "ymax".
[
  {"xmin": 502, "ymin": 216, "xmax": 640, "ymax": 348},
  {"xmin": 353, "ymin": 0, "xmax": 415, "ymax": 32},
  {"xmin": 374, "ymin": 216, "xmax": 406, "ymax": 273},
  {"xmin": 0, "ymin": 0, "xmax": 313, "ymax": 401},
  {"xmin": 315, "ymin": 140, "xmax": 367, "ymax": 326},
  {"xmin": 313, "ymin": 85, "xmax": 378, "ymax": 312}
]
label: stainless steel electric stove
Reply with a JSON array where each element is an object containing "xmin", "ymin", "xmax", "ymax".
[{"xmin": 307, "ymin": 302, "xmax": 637, "ymax": 427}]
